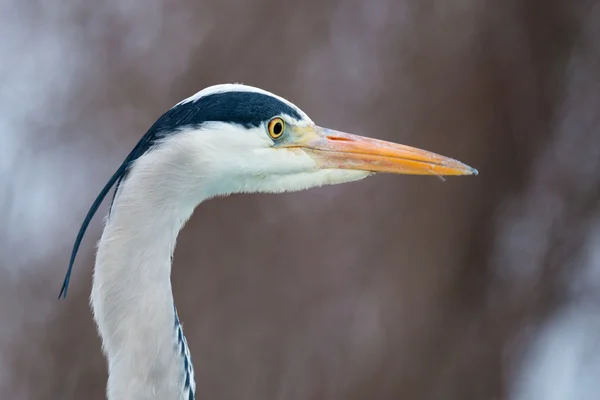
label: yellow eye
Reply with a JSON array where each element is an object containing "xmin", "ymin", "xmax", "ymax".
[{"xmin": 267, "ymin": 117, "xmax": 285, "ymax": 139}]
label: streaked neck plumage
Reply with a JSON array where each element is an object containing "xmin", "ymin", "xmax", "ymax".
[{"xmin": 91, "ymin": 141, "xmax": 201, "ymax": 400}]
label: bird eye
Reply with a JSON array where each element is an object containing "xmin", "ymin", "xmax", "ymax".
[{"xmin": 267, "ymin": 117, "xmax": 285, "ymax": 139}]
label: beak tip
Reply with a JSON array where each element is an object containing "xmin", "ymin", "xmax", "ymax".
[
  {"xmin": 454, "ymin": 160, "xmax": 478, "ymax": 176},
  {"xmin": 447, "ymin": 159, "xmax": 478, "ymax": 176}
]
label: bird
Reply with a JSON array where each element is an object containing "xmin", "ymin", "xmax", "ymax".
[{"xmin": 58, "ymin": 83, "xmax": 477, "ymax": 400}]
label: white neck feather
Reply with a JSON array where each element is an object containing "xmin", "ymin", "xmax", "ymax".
[{"xmin": 91, "ymin": 151, "xmax": 199, "ymax": 400}]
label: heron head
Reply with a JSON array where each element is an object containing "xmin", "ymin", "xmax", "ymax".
[
  {"xmin": 58, "ymin": 83, "xmax": 478, "ymax": 299},
  {"xmin": 135, "ymin": 83, "xmax": 477, "ymax": 198}
]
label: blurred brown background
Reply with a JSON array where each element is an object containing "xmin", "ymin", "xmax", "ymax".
[{"xmin": 2, "ymin": 0, "xmax": 600, "ymax": 399}]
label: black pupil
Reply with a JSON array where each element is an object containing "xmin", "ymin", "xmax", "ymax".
[{"xmin": 273, "ymin": 122, "xmax": 283, "ymax": 135}]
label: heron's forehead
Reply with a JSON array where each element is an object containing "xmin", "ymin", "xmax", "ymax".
[
  {"xmin": 170, "ymin": 84, "xmax": 311, "ymax": 129},
  {"xmin": 160, "ymin": 91, "xmax": 307, "ymax": 133}
]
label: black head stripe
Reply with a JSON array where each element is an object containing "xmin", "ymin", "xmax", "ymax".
[
  {"xmin": 158, "ymin": 91, "xmax": 302, "ymax": 131},
  {"xmin": 58, "ymin": 90, "xmax": 302, "ymax": 298}
]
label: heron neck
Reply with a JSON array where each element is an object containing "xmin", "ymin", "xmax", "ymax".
[{"xmin": 91, "ymin": 175, "xmax": 199, "ymax": 400}]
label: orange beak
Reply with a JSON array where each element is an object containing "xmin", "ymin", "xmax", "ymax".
[{"xmin": 288, "ymin": 125, "xmax": 478, "ymax": 176}]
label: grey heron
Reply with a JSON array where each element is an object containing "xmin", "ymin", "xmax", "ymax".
[{"xmin": 58, "ymin": 83, "xmax": 477, "ymax": 400}]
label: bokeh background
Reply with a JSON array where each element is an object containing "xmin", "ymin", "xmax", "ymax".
[{"xmin": 2, "ymin": 0, "xmax": 600, "ymax": 399}]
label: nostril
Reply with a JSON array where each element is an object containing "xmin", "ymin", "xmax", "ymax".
[{"xmin": 326, "ymin": 136, "xmax": 352, "ymax": 142}]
